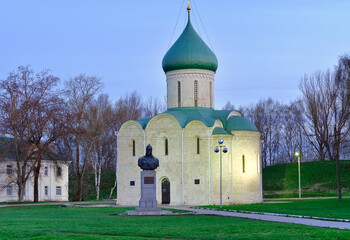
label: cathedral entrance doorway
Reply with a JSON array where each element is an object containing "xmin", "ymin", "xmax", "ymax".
[{"xmin": 161, "ymin": 178, "xmax": 170, "ymax": 204}]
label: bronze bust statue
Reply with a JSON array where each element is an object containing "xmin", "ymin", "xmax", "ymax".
[{"xmin": 138, "ymin": 144, "xmax": 159, "ymax": 170}]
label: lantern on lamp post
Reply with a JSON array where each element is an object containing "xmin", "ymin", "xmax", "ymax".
[
  {"xmin": 214, "ymin": 139, "xmax": 228, "ymax": 208},
  {"xmin": 294, "ymin": 151, "xmax": 301, "ymax": 199}
]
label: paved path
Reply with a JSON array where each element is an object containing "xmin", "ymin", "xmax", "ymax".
[{"xmin": 169, "ymin": 207, "xmax": 350, "ymax": 230}]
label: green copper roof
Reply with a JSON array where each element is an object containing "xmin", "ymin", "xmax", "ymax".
[
  {"xmin": 164, "ymin": 107, "xmax": 230, "ymax": 128},
  {"xmin": 212, "ymin": 127, "xmax": 231, "ymax": 135},
  {"xmin": 135, "ymin": 107, "xmax": 258, "ymax": 133},
  {"xmin": 226, "ymin": 116, "xmax": 258, "ymax": 132},
  {"xmin": 138, "ymin": 118, "xmax": 151, "ymax": 129},
  {"xmin": 162, "ymin": 12, "xmax": 218, "ymax": 73}
]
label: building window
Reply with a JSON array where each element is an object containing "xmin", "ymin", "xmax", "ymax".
[
  {"xmin": 6, "ymin": 165, "xmax": 13, "ymax": 175},
  {"xmin": 132, "ymin": 140, "xmax": 136, "ymax": 156},
  {"xmin": 196, "ymin": 137, "xmax": 200, "ymax": 154},
  {"xmin": 242, "ymin": 155, "xmax": 245, "ymax": 173},
  {"xmin": 130, "ymin": 181, "xmax": 135, "ymax": 186},
  {"xmin": 178, "ymin": 81, "xmax": 181, "ymax": 107},
  {"xmin": 165, "ymin": 138, "xmax": 168, "ymax": 156},
  {"xmin": 194, "ymin": 80, "xmax": 198, "ymax": 107},
  {"xmin": 23, "ymin": 187, "xmax": 26, "ymax": 196},
  {"xmin": 194, "ymin": 179, "xmax": 200, "ymax": 184},
  {"xmin": 45, "ymin": 186, "xmax": 49, "ymax": 196},
  {"xmin": 57, "ymin": 167, "xmax": 62, "ymax": 177},
  {"xmin": 44, "ymin": 166, "xmax": 48, "ymax": 176},
  {"xmin": 56, "ymin": 186, "xmax": 62, "ymax": 196},
  {"xmin": 210, "ymin": 82, "xmax": 212, "ymax": 108},
  {"xmin": 6, "ymin": 186, "xmax": 13, "ymax": 196}
]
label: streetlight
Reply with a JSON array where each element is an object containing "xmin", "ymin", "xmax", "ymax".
[
  {"xmin": 294, "ymin": 151, "xmax": 301, "ymax": 199},
  {"xmin": 214, "ymin": 139, "xmax": 228, "ymax": 208}
]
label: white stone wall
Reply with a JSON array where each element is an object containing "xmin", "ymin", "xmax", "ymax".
[
  {"xmin": 231, "ymin": 131, "xmax": 263, "ymax": 204},
  {"xmin": 117, "ymin": 121, "xmax": 145, "ymax": 205},
  {"xmin": 117, "ymin": 113, "xmax": 263, "ymax": 206},
  {"xmin": 182, "ymin": 120, "xmax": 211, "ymax": 205},
  {"xmin": 0, "ymin": 160, "xmax": 69, "ymax": 202},
  {"xmin": 166, "ymin": 69, "xmax": 215, "ymax": 109}
]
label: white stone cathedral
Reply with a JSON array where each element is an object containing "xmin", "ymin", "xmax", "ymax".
[{"xmin": 117, "ymin": 6, "xmax": 262, "ymax": 206}]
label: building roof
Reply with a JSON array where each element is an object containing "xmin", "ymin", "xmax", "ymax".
[
  {"xmin": 164, "ymin": 107, "xmax": 230, "ymax": 128},
  {"xmin": 162, "ymin": 11, "xmax": 218, "ymax": 73},
  {"xmin": 134, "ymin": 107, "xmax": 258, "ymax": 134},
  {"xmin": 212, "ymin": 127, "xmax": 231, "ymax": 135},
  {"xmin": 0, "ymin": 137, "xmax": 64, "ymax": 161},
  {"xmin": 226, "ymin": 116, "xmax": 258, "ymax": 132}
]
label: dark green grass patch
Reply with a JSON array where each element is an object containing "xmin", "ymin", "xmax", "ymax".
[
  {"xmin": 0, "ymin": 206, "xmax": 349, "ymax": 239},
  {"xmin": 69, "ymin": 171, "xmax": 116, "ymax": 201},
  {"xmin": 201, "ymin": 198, "xmax": 350, "ymax": 220},
  {"xmin": 263, "ymin": 160, "xmax": 350, "ymax": 198}
]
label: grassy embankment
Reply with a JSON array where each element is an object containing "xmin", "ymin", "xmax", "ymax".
[
  {"xmin": 0, "ymin": 206, "xmax": 349, "ymax": 239},
  {"xmin": 263, "ymin": 160, "xmax": 350, "ymax": 198}
]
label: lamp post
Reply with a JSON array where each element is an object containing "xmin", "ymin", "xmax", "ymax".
[
  {"xmin": 214, "ymin": 139, "xmax": 228, "ymax": 208},
  {"xmin": 294, "ymin": 151, "xmax": 301, "ymax": 199}
]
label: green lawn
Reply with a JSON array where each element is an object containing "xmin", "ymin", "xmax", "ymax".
[
  {"xmin": 263, "ymin": 160, "xmax": 350, "ymax": 198},
  {"xmin": 0, "ymin": 206, "xmax": 349, "ymax": 239},
  {"xmin": 200, "ymin": 198, "xmax": 350, "ymax": 220}
]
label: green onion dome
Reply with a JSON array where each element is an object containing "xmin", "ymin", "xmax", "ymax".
[{"xmin": 162, "ymin": 12, "xmax": 218, "ymax": 73}]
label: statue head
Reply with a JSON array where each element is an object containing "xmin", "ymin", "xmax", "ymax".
[{"xmin": 146, "ymin": 144, "xmax": 152, "ymax": 156}]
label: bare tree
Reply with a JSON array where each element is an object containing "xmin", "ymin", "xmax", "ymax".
[
  {"xmin": 280, "ymin": 101, "xmax": 304, "ymax": 163},
  {"xmin": 299, "ymin": 72, "xmax": 331, "ymax": 160},
  {"xmin": 109, "ymin": 91, "xmax": 144, "ymax": 199},
  {"xmin": 0, "ymin": 66, "xmax": 64, "ymax": 201},
  {"xmin": 114, "ymin": 91, "xmax": 144, "ymax": 128},
  {"xmin": 85, "ymin": 94, "xmax": 114, "ymax": 200},
  {"xmin": 29, "ymin": 70, "xmax": 67, "ymax": 202},
  {"xmin": 222, "ymin": 100, "xmax": 235, "ymax": 111},
  {"xmin": 334, "ymin": 54, "xmax": 350, "ymax": 200},
  {"xmin": 300, "ymin": 65, "xmax": 350, "ymax": 200},
  {"xmin": 243, "ymin": 98, "xmax": 282, "ymax": 167},
  {"xmin": 299, "ymin": 70, "xmax": 350, "ymax": 161},
  {"xmin": 143, "ymin": 96, "xmax": 166, "ymax": 118},
  {"xmin": 64, "ymin": 74, "xmax": 102, "ymax": 201}
]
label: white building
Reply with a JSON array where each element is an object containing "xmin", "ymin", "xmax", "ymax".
[
  {"xmin": 0, "ymin": 143, "xmax": 69, "ymax": 202},
  {"xmin": 117, "ymin": 6, "xmax": 262, "ymax": 206}
]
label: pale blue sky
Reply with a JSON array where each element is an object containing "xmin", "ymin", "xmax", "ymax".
[{"xmin": 1, "ymin": 1, "xmax": 349, "ymax": 108}]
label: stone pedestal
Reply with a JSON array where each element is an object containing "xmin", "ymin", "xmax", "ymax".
[
  {"xmin": 125, "ymin": 144, "xmax": 171, "ymax": 216},
  {"xmin": 136, "ymin": 170, "xmax": 160, "ymax": 212},
  {"xmin": 125, "ymin": 170, "xmax": 171, "ymax": 215}
]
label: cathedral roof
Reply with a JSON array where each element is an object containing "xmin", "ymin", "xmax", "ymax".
[
  {"xmin": 226, "ymin": 116, "xmax": 258, "ymax": 132},
  {"xmin": 136, "ymin": 107, "xmax": 258, "ymax": 133},
  {"xmin": 164, "ymin": 107, "xmax": 230, "ymax": 128},
  {"xmin": 162, "ymin": 11, "xmax": 218, "ymax": 73}
]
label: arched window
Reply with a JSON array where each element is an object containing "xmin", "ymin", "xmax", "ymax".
[
  {"xmin": 165, "ymin": 138, "xmax": 168, "ymax": 156},
  {"xmin": 242, "ymin": 155, "xmax": 245, "ymax": 173},
  {"xmin": 196, "ymin": 137, "xmax": 200, "ymax": 154},
  {"xmin": 209, "ymin": 82, "xmax": 212, "ymax": 108},
  {"xmin": 132, "ymin": 140, "xmax": 135, "ymax": 156},
  {"xmin": 194, "ymin": 80, "xmax": 198, "ymax": 107},
  {"xmin": 177, "ymin": 81, "xmax": 181, "ymax": 107}
]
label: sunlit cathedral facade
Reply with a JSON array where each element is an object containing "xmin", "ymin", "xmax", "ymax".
[{"xmin": 117, "ymin": 5, "xmax": 262, "ymax": 205}]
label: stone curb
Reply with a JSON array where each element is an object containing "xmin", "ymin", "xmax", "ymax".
[{"xmin": 198, "ymin": 207, "xmax": 350, "ymax": 223}]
